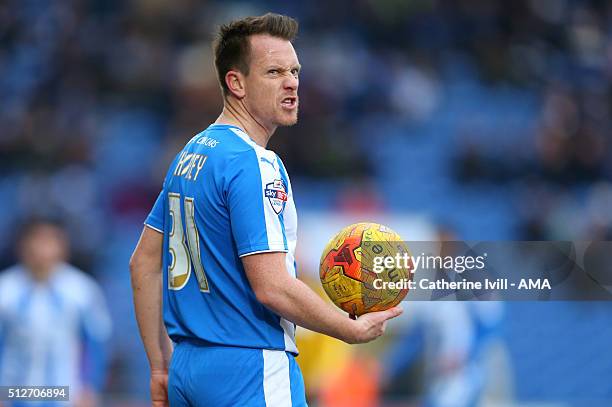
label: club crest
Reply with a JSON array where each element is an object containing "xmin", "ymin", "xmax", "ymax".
[{"xmin": 264, "ymin": 179, "xmax": 288, "ymax": 215}]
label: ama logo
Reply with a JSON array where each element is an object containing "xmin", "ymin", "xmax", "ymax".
[{"xmin": 264, "ymin": 179, "xmax": 288, "ymax": 215}]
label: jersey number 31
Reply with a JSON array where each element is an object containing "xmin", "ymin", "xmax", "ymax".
[{"xmin": 168, "ymin": 193, "xmax": 210, "ymax": 292}]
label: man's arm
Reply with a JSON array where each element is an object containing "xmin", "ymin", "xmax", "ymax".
[
  {"xmin": 130, "ymin": 226, "xmax": 173, "ymax": 407},
  {"xmin": 242, "ymin": 252, "xmax": 402, "ymax": 344}
]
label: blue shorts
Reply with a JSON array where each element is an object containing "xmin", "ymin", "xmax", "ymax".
[{"xmin": 168, "ymin": 341, "xmax": 308, "ymax": 407}]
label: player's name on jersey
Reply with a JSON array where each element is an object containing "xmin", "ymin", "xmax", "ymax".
[{"xmin": 173, "ymin": 152, "xmax": 208, "ymax": 181}]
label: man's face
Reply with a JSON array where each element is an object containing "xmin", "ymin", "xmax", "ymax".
[
  {"xmin": 19, "ymin": 224, "xmax": 68, "ymax": 278},
  {"xmin": 242, "ymin": 34, "xmax": 300, "ymax": 129}
]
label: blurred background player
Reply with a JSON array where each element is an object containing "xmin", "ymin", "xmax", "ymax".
[
  {"xmin": 379, "ymin": 301, "xmax": 508, "ymax": 407},
  {"xmin": 0, "ymin": 219, "xmax": 112, "ymax": 407}
]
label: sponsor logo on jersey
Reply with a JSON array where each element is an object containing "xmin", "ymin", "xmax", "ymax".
[{"xmin": 264, "ymin": 179, "xmax": 288, "ymax": 215}]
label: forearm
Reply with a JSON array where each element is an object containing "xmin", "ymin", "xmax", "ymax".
[
  {"xmin": 130, "ymin": 226, "xmax": 173, "ymax": 373},
  {"xmin": 259, "ymin": 276, "xmax": 356, "ymax": 343},
  {"xmin": 130, "ymin": 226, "xmax": 171, "ymax": 407},
  {"xmin": 131, "ymin": 266, "xmax": 173, "ymax": 371},
  {"xmin": 244, "ymin": 252, "xmax": 402, "ymax": 345}
]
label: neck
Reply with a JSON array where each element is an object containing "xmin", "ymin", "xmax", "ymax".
[
  {"xmin": 214, "ymin": 97, "xmax": 276, "ymax": 148},
  {"xmin": 27, "ymin": 265, "xmax": 54, "ymax": 282}
]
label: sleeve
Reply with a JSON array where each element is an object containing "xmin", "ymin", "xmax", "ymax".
[
  {"xmin": 144, "ymin": 189, "xmax": 165, "ymax": 233},
  {"xmin": 227, "ymin": 149, "xmax": 289, "ymax": 257}
]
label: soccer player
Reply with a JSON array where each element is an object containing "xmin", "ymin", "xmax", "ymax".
[
  {"xmin": 0, "ymin": 218, "xmax": 112, "ymax": 407},
  {"xmin": 130, "ymin": 13, "xmax": 402, "ymax": 407}
]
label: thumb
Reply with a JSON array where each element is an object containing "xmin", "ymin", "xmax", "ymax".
[
  {"xmin": 380, "ymin": 305, "xmax": 403, "ymax": 321},
  {"xmin": 359, "ymin": 305, "xmax": 404, "ymax": 324}
]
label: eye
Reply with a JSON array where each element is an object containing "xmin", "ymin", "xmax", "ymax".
[
  {"xmin": 291, "ymin": 68, "xmax": 299, "ymax": 76},
  {"xmin": 268, "ymin": 69, "xmax": 279, "ymax": 75}
]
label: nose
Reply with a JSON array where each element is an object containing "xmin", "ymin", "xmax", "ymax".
[{"xmin": 283, "ymin": 73, "xmax": 298, "ymax": 91}]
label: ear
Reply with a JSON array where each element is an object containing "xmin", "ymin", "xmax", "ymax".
[{"xmin": 225, "ymin": 70, "xmax": 246, "ymax": 99}]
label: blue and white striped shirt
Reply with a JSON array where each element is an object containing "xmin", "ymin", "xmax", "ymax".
[{"xmin": 0, "ymin": 263, "xmax": 111, "ymax": 401}]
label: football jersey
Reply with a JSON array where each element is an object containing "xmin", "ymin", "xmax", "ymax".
[
  {"xmin": 145, "ymin": 124, "xmax": 298, "ymax": 354},
  {"xmin": 0, "ymin": 263, "xmax": 111, "ymax": 398}
]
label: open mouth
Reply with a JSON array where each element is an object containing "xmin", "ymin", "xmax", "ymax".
[{"xmin": 281, "ymin": 96, "xmax": 298, "ymax": 109}]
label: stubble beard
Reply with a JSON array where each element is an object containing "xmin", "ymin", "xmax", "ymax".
[{"xmin": 278, "ymin": 108, "xmax": 299, "ymax": 127}]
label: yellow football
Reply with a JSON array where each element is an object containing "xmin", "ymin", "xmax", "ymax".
[{"xmin": 319, "ymin": 222, "xmax": 411, "ymax": 316}]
